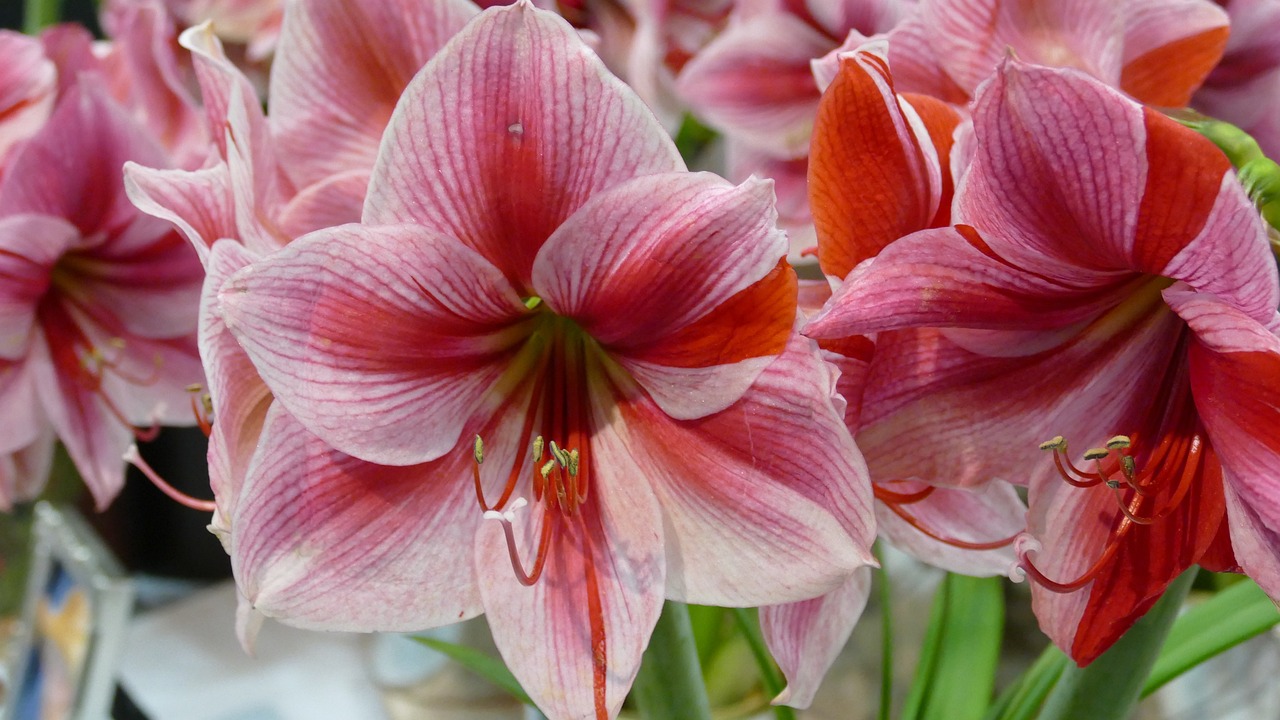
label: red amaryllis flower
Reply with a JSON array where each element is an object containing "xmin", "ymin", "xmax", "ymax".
[
  {"xmin": 805, "ymin": 59, "xmax": 1280, "ymax": 663},
  {"xmin": 215, "ymin": 5, "xmax": 875, "ymax": 719}
]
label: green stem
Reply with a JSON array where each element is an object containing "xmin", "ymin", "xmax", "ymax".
[
  {"xmin": 634, "ymin": 601, "xmax": 713, "ymax": 720},
  {"xmin": 1035, "ymin": 570, "xmax": 1196, "ymax": 720},
  {"xmin": 876, "ymin": 545, "xmax": 893, "ymax": 720},
  {"xmin": 730, "ymin": 608, "xmax": 797, "ymax": 720},
  {"xmin": 23, "ymin": 0, "xmax": 62, "ymax": 34}
]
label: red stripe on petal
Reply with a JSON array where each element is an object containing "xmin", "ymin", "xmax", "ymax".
[
  {"xmin": 1132, "ymin": 108, "xmax": 1231, "ymax": 274},
  {"xmin": 627, "ymin": 259, "xmax": 796, "ymax": 368},
  {"xmin": 811, "ymin": 54, "xmax": 939, "ymax": 280},
  {"xmin": 1121, "ymin": 27, "xmax": 1229, "ymax": 107}
]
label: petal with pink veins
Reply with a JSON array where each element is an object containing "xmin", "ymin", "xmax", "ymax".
[
  {"xmin": 675, "ymin": 12, "xmax": 832, "ymax": 158},
  {"xmin": 218, "ymin": 223, "xmax": 531, "ymax": 466},
  {"xmin": 232, "ymin": 404, "xmax": 484, "ymax": 633},
  {"xmin": 364, "ymin": 2, "xmax": 684, "ymax": 289},
  {"xmin": 605, "ymin": 333, "xmax": 876, "ymax": 605},
  {"xmin": 760, "ymin": 567, "xmax": 872, "ymax": 709},
  {"xmin": 268, "ymin": 0, "xmax": 479, "ymax": 190}
]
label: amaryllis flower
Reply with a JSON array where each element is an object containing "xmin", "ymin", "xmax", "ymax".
[
  {"xmin": 806, "ymin": 59, "xmax": 1280, "ymax": 662},
  {"xmin": 905, "ymin": 0, "xmax": 1230, "ymax": 106},
  {"xmin": 0, "ymin": 82, "xmax": 203, "ymax": 509},
  {"xmin": 756, "ymin": 47, "xmax": 1025, "ymax": 708},
  {"xmin": 215, "ymin": 5, "xmax": 875, "ymax": 719}
]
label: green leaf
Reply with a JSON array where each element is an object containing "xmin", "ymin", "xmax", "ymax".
[
  {"xmin": 984, "ymin": 644, "xmax": 1069, "ymax": 720},
  {"xmin": 674, "ymin": 113, "xmax": 718, "ymax": 165},
  {"xmin": 1035, "ymin": 570, "xmax": 1195, "ymax": 720},
  {"xmin": 902, "ymin": 574, "xmax": 1004, "ymax": 720},
  {"xmin": 1143, "ymin": 578, "xmax": 1280, "ymax": 696},
  {"xmin": 411, "ymin": 635, "xmax": 533, "ymax": 706}
]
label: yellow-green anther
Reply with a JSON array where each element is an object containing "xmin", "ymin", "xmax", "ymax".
[
  {"xmin": 185, "ymin": 383, "xmax": 203, "ymax": 393},
  {"xmin": 108, "ymin": 337, "xmax": 127, "ymax": 349},
  {"xmin": 567, "ymin": 449, "xmax": 580, "ymax": 477},
  {"xmin": 541, "ymin": 458, "xmax": 557, "ymax": 479},
  {"xmin": 1121, "ymin": 455, "xmax": 1136, "ymax": 480},
  {"xmin": 1106, "ymin": 435, "xmax": 1131, "ymax": 450},
  {"xmin": 1106, "ymin": 479, "xmax": 1122, "ymax": 489},
  {"xmin": 532, "ymin": 435, "xmax": 545, "ymax": 460},
  {"xmin": 1083, "ymin": 448, "xmax": 1109, "ymax": 461},
  {"xmin": 524, "ymin": 296, "xmax": 543, "ymax": 310},
  {"xmin": 1039, "ymin": 436, "xmax": 1067, "ymax": 451},
  {"xmin": 550, "ymin": 441, "xmax": 569, "ymax": 468},
  {"xmin": 473, "ymin": 435, "xmax": 484, "ymax": 465}
]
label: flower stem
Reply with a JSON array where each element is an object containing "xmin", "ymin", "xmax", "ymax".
[
  {"xmin": 876, "ymin": 544, "xmax": 893, "ymax": 720},
  {"xmin": 730, "ymin": 608, "xmax": 797, "ymax": 720},
  {"xmin": 23, "ymin": 0, "xmax": 62, "ymax": 34},
  {"xmin": 634, "ymin": 600, "xmax": 713, "ymax": 720}
]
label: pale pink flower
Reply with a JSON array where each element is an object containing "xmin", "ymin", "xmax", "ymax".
[
  {"xmin": 0, "ymin": 83, "xmax": 203, "ymax": 509},
  {"xmin": 1193, "ymin": 0, "xmax": 1280, "ymax": 159},
  {"xmin": 214, "ymin": 6, "xmax": 874, "ymax": 719}
]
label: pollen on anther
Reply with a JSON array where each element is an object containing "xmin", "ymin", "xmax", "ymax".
[
  {"xmin": 1106, "ymin": 435, "xmax": 1132, "ymax": 450},
  {"xmin": 1039, "ymin": 436, "xmax": 1067, "ymax": 451},
  {"xmin": 1083, "ymin": 447, "xmax": 1109, "ymax": 460},
  {"xmin": 473, "ymin": 435, "xmax": 485, "ymax": 465}
]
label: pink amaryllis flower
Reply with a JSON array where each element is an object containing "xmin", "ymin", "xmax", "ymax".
[
  {"xmin": 806, "ymin": 58, "xmax": 1280, "ymax": 663},
  {"xmin": 215, "ymin": 4, "xmax": 875, "ymax": 718},
  {"xmin": 0, "ymin": 82, "xmax": 203, "ymax": 510},
  {"xmin": 903, "ymin": 0, "xmax": 1230, "ymax": 106}
]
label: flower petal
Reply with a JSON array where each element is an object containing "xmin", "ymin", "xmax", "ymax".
[
  {"xmin": 603, "ymin": 333, "xmax": 876, "ymax": 606},
  {"xmin": 267, "ymin": 0, "xmax": 478, "ymax": 190},
  {"xmin": 534, "ymin": 172, "xmax": 793, "ymax": 420},
  {"xmin": 363, "ymin": 2, "xmax": 684, "ymax": 288},
  {"xmin": 809, "ymin": 49, "xmax": 953, "ymax": 280},
  {"xmin": 1120, "ymin": 0, "xmax": 1228, "ymax": 106},
  {"xmin": 124, "ymin": 160, "xmax": 237, "ymax": 261},
  {"xmin": 675, "ymin": 12, "xmax": 831, "ymax": 157},
  {"xmin": 218, "ymin": 223, "xmax": 529, "ymax": 465},
  {"xmin": 0, "ymin": 214, "xmax": 75, "ymax": 359},
  {"xmin": 760, "ymin": 567, "xmax": 872, "ymax": 709},
  {"xmin": 232, "ymin": 405, "xmax": 484, "ymax": 631},
  {"xmin": 877, "ymin": 480, "xmax": 1024, "ymax": 576},
  {"xmin": 477, "ymin": 393, "xmax": 665, "ymax": 720}
]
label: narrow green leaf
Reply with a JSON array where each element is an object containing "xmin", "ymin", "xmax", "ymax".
[
  {"xmin": 688, "ymin": 603, "xmax": 728, "ymax": 672},
  {"xmin": 984, "ymin": 644, "xmax": 1069, "ymax": 720},
  {"xmin": 1036, "ymin": 570, "xmax": 1195, "ymax": 720},
  {"xmin": 411, "ymin": 635, "xmax": 533, "ymax": 706},
  {"xmin": 731, "ymin": 608, "xmax": 797, "ymax": 720},
  {"xmin": 902, "ymin": 574, "xmax": 1004, "ymax": 720},
  {"xmin": 1143, "ymin": 578, "xmax": 1280, "ymax": 696}
]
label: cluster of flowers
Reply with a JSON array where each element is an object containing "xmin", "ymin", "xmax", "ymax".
[{"xmin": 3, "ymin": 0, "xmax": 1280, "ymax": 718}]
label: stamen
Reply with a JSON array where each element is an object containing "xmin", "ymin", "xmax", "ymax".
[
  {"xmin": 1017, "ymin": 534, "xmax": 1126, "ymax": 594},
  {"xmin": 873, "ymin": 484, "xmax": 937, "ymax": 505},
  {"xmin": 123, "ymin": 444, "xmax": 217, "ymax": 512},
  {"xmin": 482, "ymin": 498, "xmax": 554, "ymax": 586},
  {"xmin": 187, "ymin": 385, "xmax": 212, "ymax": 437},
  {"xmin": 881, "ymin": 499, "xmax": 1020, "ymax": 550}
]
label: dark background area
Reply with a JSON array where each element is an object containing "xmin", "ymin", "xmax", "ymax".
[{"xmin": 5, "ymin": 1, "xmax": 231, "ymax": 581}]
